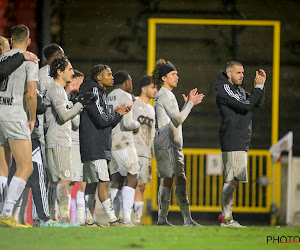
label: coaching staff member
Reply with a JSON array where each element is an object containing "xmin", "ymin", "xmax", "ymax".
[{"xmin": 214, "ymin": 61, "xmax": 266, "ymax": 228}]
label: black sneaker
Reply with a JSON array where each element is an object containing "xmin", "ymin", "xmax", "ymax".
[{"xmin": 157, "ymin": 220, "xmax": 174, "ymax": 226}]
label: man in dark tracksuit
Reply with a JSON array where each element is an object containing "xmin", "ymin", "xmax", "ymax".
[
  {"xmin": 79, "ymin": 64, "xmax": 130, "ymax": 226},
  {"xmin": 213, "ymin": 61, "xmax": 266, "ymax": 228}
]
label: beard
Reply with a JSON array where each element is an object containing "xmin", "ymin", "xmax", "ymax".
[{"xmin": 233, "ymin": 78, "xmax": 243, "ymax": 85}]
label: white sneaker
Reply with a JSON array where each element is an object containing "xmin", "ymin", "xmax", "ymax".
[
  {"xmin": 221, "ymin": 220, "xmax": 247, "ymax": 228},
  {"xmin": 122, "ymin": 222, "xmax": 137, "ymax": 227},
  {"xmin": 40, "ymin": 219, "xmax": 68, "ymax": 228}
]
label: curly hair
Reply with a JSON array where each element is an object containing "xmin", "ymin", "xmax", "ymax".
[
  {"xmin": 90, "ymin": 64, "xmax": 110, "ymax": 82},
  {"xmin": 151, "ymin": 58, "xmax": 174, "ymax": 88},
  {"xmin": 114, "ymin": 70, "xmax": 130, "ymax": 86},
  {"xmin": 49, "ymin": 56, "xmax": 69, "ymax": 79}
]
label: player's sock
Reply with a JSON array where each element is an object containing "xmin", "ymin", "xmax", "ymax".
[
  {"xmin": 110, "ymin": 188, "xmax": 119, "ymax": 215},
  {"xmin": 48, "ymin": 182, "xmax": 58, "ymax": 221},
  {"xmin": 122, "ymin": 186, "xmax": 135, "ymax": 223},
  {"xmin": 13, "ymin": 186, "xmax": 29, "ymax": 223},
  {"xmin": 1, "ymin": 176, "xmax": 26, "ymax": 219},
  {"xmin": 119, "ymin": 208, "xmax": 123, "ymax": 222},
  {"xmin": 134, "ymin": 201, "xmax": 144, "ymax": 224},
  {"xmin": 56, "ymin": 184, "xmax": 70, "ymax": 222},
  {"xmin": 134, "ymin": 201, "xmax": 144, "ymax": 215},
  {"xmin": 229, "ymin": 191, "xmax": 234, "ymax": 218},
  {"xmin": 31, "ymin": 197, "xmax": 38, "ymax": 222},
  {"xmin": 18, "ymin": 187, "xmax": 30, "ymax": 224},
  {"xmin": 54, "ymin": 199, "xmax": 59, "ymax": 220},
  {"xmin": 116, "ymin": 190, "xmax": 122, "ymax": 218},
  {"xmin": 85, "ymin": 194, "xmax": 95, "ymax": 224},
  {"xmin": 76, "ymin": 191, "xmax": 85, "ymax": 225},
  {"xmin": 157, "ymin": 186, "xmax": 171, "ymax": 223},
  {"xmin": 67, "ymin": 194, "xmax": 71, "ymax": 212},
  {"xmin": 101, "ymin": 198, "xmax": 118, "ymax": 223},
  {"xmin": 111, "ymin": 189, "xmax": 121, "ymax": 216},
  {"xmin": 0, "ymin": 176, "xmax": 8, "ymax": 213},
  {"xmin": 13, "ymin": 194, "xmax": 22, "ymax": 222},
  {"xmin": 175, "ymin": 185, "xmax": 192, "ymax": 224},
  {"xmin": 221, "ymin": 183, "xmax": 235, "ymax": 222},
  {"xmin": 109, "ymin": 188, "xmax": 118, "ymax": 203}
]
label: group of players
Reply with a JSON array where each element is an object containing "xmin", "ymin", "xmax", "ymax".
[
  {"xmin": 0, "ymin": 24, "xmax": 204, "ymax": 228},
  {"xmin": 0, "ymin": 23, "xmax": 266, "ymax": 229}
]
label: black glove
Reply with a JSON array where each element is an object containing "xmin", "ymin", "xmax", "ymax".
[{"xmin": 71, "ymin": 92, "xmax": 97, "ymax": 106}]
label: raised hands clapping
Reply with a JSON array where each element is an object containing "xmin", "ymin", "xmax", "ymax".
[
  {"xmin": 254, "ymin": 69, "xmax": 266, "ymax": 86},
  {"xmin": 182, "ymin": 88, "xmax": 205, "ymax": 106},
  {"xmin": 114, "ymin": 103, "xmax": 132, "ymax": 116}
]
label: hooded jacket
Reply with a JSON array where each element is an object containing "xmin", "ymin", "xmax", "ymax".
[
  {"xmin": 79, "ymin": 77, "xmax": 122, "ymax": 162},
  {"xmin": 213, "ymin": 71, "xmax": 265, "ymax": 152}
]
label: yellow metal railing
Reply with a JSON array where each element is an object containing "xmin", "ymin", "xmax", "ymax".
[{"xmin": 148, "ymin": 149, "xmax": 274, "ymax": 213}]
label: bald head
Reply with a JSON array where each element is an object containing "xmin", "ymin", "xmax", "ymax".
[{"xmin": 0, "ymin": 36, "xmax": 10, "ymax": 55}]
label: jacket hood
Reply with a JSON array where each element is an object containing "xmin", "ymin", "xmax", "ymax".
[
  {"xmin": 213, "ymin": 71, "xmax": 230, "ymax": 90},
  {"xmin": 80, "ymin": 77, "xmax": 105, "ymax": 94}
]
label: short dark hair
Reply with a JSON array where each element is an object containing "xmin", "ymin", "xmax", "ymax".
[
  {"xmin": 72, "ymin": 69, "xmax": 84, "ymax": 78},
  {"xmin": 49, "ymin": 56, "xmax": 69, "ymax": 79},
  {"xmin": 43, "ymin": 43, "xmax": 64, "ymax": 62},
  {"xmin": 114, "ymin": 70, "xmax": 130, "ymax": 86},
  {"xmin": 139, "ymin": 76, "xmax": 151, "ymax": 94},
  {"xmin": 11, "ymin": 24, "xmax": 29, "ymax": 44},
  {"xmin": 226, "ymin": 61, "xmax": 243, "ymax": 73},
  {"xmin": 90, "ymin": 64, "xmax": 110, "ymax": 82}
]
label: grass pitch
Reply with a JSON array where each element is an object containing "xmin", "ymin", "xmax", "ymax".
[{"xmin": 0, "ymin": 225, "xmax": 299, "ymax": 250}]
